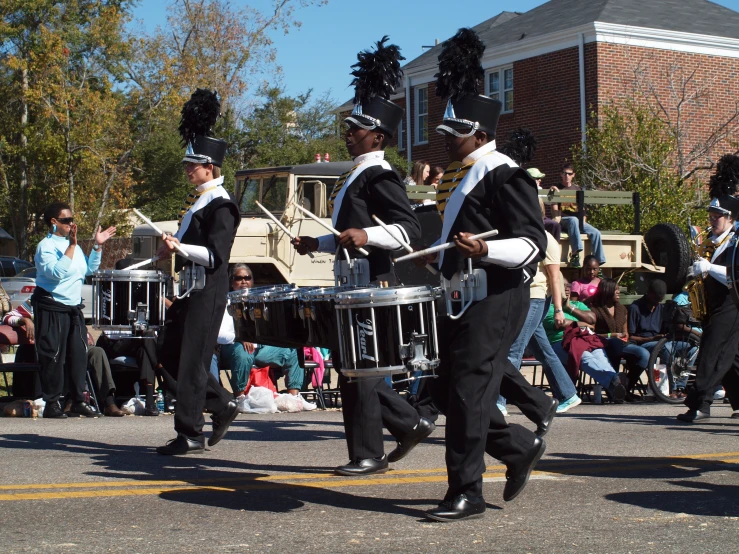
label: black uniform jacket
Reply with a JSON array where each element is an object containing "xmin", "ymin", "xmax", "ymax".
[
  {"xmin": 329, "ymin": 158, "xmax": 421, "ymax": 281},
  {"xmin": 437, "ymin": 148, "xmax": 546, "ymax": 294}
]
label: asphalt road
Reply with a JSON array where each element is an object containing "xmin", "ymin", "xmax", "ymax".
[{"xmin": 0, "ymin": 401, "xmax": 737, "ymax": 553}]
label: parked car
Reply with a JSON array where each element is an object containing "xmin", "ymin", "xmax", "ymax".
[
  {"xmin": 0, "ymin": 267, "xmax": 94, "ymax": 322},
  {"xmin": 0, "ymin": 256, "xmax": 33, "ymax": 277}
]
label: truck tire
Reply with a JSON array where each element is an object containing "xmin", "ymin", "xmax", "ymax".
[{"xmin": 643, "ymin": 223, "xmax": 692, "ymax": 293}]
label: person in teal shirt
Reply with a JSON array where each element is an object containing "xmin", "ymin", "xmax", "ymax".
[{"xmin": 32, "ymin": 202, "xmax": 116, "ymax": 418}]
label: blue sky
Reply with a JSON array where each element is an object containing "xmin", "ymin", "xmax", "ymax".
[{"xmin": 130, "ymin": 0, "xmax": 739, "ymax": 106}]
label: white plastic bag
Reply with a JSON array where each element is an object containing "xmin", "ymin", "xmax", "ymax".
[
  {"xmin": 236, "ymin": 394, "xmax": 251, "ymax": 413},
  {"xmin": 122, "ymin": 396, "xmax": 146, "ymax": 415},
  {"xmin": 245, "ymin": 386, "xmax": 278, "ymax": 414},
  {"xmin": 33, "ymin": 398, "xmax": 46, "ymax": 418},
  {"xmin": 274, "ymin": 393, "xmax": 304, "ymax": 413}
]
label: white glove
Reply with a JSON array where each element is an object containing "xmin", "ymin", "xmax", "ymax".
[{"xmin": 690, "ymin": 258, "xmax": 712, "ymax": 278}]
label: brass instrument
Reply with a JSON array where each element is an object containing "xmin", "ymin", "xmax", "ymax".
[{"xmin": 684, "ymin": 228, "xmax": 711, "ymax": 321}]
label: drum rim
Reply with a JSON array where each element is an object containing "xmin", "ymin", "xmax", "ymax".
[
  {"xmin": 334, "ymin": 285, "xmax": 435, "ymax": 306},
  {"xmin": 298, "ymin": 284, "xmax": 374, "ymax": 301},
  {"xmin": 93, "ymin": 269, "xmax": 167, "ymax": 282}
]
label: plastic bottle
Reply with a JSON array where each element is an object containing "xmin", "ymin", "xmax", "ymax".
[{"xmin": 156, "ymin": 390, "xmax": 165, "ymax": 413}]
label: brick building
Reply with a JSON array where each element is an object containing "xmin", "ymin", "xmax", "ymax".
[{"xmin": 339, "ymin": 0, "xmax": 739, "ymax": 186}]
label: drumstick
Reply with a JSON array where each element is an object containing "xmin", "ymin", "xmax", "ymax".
[
  {"xmin": 124, "ymin": 256, "xmax": 160, "ymax": 270},
  {"xmin": 255, "ymin": 201, "xmax": 314, "ymax": 259},
  {"xmin": 371, "ymin": 215, "xmax": 438, "ymax": 275},
  {"xmin": 293, "ymin": 204, "xmax": 370, "ymax": 257},
  {"xmin": 394, "ymin": 229, "xmax": 500, "ymax": 263},
  {"xmin": 132, "ymin": 208, "xmax": 190, "ymax": 258}
]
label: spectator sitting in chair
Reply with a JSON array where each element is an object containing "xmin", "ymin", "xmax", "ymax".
[
  {"xmin": 625, "ymin": 279, "xmax": 697, "ymax": 395},
  {"xmin": 543, "ymin": 278, "xmax": 626, "ymax": 402},
  {"xmin": 549, "ymin": 164, "xmax": 605, "ymax": 268},
  {"xmin": 214, "ymin": 263, "xmax": 316, "ymax": 410}
]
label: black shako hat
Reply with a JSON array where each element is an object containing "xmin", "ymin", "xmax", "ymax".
[
  {"xmin": 344, "ymin": 36, "xmax": 405, "ymax": 137},
  {"xmin": 708, "ymin": 195, "xmax": 739, "ymax": 219},
  {"xmin": 179, "ymin": 89, "xmax": 228, "ymax": 167},
  {"xmin": 435, "ymin": 28, "xmax": 501, "ymax": 138}
]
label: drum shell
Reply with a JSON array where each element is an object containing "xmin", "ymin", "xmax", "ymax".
[
  {"xmin": 247, "ymin": 285, "xmax": 306, "ymax": 348},
  {"xmin": 335, "ymin": 286, "xmax": 439, "ymax": 378},
  {"xmin": 227, "ymin": 290, "xmax": 257, "ymax": 343},
  {"xmin": 299, "ymin": 285, "xmax": 367, "ymax": 351},
  {"xmin": 92, "ymin": 270, "xmax": 167, "ymax": 330}
]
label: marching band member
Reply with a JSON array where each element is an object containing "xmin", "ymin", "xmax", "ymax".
[
  {"xmin": 678, "ymin": 156, "xmax": 739, "ymax": 422},
  {"xmin": 293, "ymin": 38, "xmax": 434, "ymax": 476},
  {"xmin": 156, "ymin": 89, "xmax": 241, "ymax": 455},
  {"xmin": 420, "ymin": 29, "xmax": 548, "ymax": 522}
]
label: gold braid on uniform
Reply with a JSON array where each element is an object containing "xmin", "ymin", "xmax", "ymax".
[
  {"xmin": 328, "ymin": 164, "xmax": 360, "ymax": 214},
  {"xmin": 178, "ymin": 185, "xmax": 217, "ymax": 227},
  {"xmin": 436, "ymin": 152, "xmax": 495, "ymax": 221}
]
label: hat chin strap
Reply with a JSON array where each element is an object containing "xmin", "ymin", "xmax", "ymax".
[{"xmin": 436, "ymin": 120, "xmax": 479, "ymax": 138}]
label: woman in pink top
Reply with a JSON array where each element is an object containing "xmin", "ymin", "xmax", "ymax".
[{"xmin": 571, "ymin": 255, "xmax": 601, "ymax": 301}]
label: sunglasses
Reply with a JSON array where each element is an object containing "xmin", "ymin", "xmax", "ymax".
[
  {"xmin": 56, "ymin": 217, "xmax": 74, "ymax": 224},
  {"xmin": 562, "ymin": 172, "xmax": 575, "ymax": 176},
  {"xmin": 233, "ymin": 275, "xmax": 253, "ymax": 282}
]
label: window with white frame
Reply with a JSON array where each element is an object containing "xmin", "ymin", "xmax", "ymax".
[
  {"xmin": 415, "ymin": 86, "xmax": 428, "ymax": 144},
  {"xmin": 486, "ymin": 66, "xmax": 514, "ymax": 113},
  {"xmin": 397, "ymin": 118, "xmax": 405, "ymax": 151}
]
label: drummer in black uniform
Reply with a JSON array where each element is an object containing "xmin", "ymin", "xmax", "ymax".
[
  {"xmin": 293, "ymin": 38, "xmax": 435, "ymax": 476},
  {"xmin": 419, "ymin": 29, "xmax": 548, "ymax": 521},
  {"xmin": 156, "ymin": 89, "xmax": 241, "ymax": 455},
  {"xmin": 678, "ymin": 156, "xmax": 739, "ymax": 423}
]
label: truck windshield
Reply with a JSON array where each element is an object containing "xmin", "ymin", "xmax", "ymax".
[
  {"xmin": 261, "ymin": 175, "xmax": 288, "ymax": 213},
  {"xmin": 240, "ymin": 178, "xmax": 260, "ymax": 212}
]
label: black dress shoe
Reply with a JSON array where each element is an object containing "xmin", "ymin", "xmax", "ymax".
[
  {"xmin": 208, "ymin": 401, "xmax": 238, "ymax": 446},
  {"xmin": 335, "ymin": 455, "xmax": 388, "ymax": 476},
  {"xmin": 144, "ymin": 406, "xmax": 160, "ymax": 417},
  {"xmin": 535, "ymin": 398, "xmax": 559, "ymax": 437},
  {"xmin": 388, "ymin": 418, "xmax": 436, "ymax": 462},
  {"xmin": 69, "ymin": 401, "xmax": 98, "ymax": 418},
  {"xmin": 156, "ymin": 435, "xmax": 205, "ymax": 456},
  {"xmin": 677, "ymin": 409, "xmax": 711, "ymax": 423},
  {"xmin": 426, "ymin": 494, "xmax": 486, "ymax": 522},
  {"xmin": 503, "ymin": 436, "xmax": 546, "ymax": 502},
  {"xmin": 43, "ymin": 401, "xmax": 68, "ymax": 419}
]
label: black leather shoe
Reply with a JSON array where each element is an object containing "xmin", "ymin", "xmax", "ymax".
[
  {"xmin": 607, "ymin": 380, "xmax": 626, "ymax": 404},
  {"xmin": 426, "ymin": 494, "xmax": 486, "ymax": 522},
  {"xmin": 388, "ymin": 418, "xmax": 436, "ymax": 462},
  {"xmin": 43, "ymin": 401, "xmax": 68, "ymax": 419},
  {"xmin": 335, "ymin": 455, "xmax": 388, "ymax": 476},
  {"xmin": 144, "ymin": 406, "xmax": 160, "ymax": 416},
  {"xmin": 535, "ymin": 398, "xmax": 559, "ymax": 437},
  {"xmin": 156, "ymin": 435, "xmax": 205, "ymax": 456},
  {"xmin": 208, "ymin": 401, "xmax": 238, "ymax": 446},
  {"xmin": 503, "ymin": 436, "xmax": 546, "ymax": 502},
  {"xmin": 677, "ymin": 409, "xmax": 711, "ymax": 423},
  {"xmin": 69, "ymin": 401, "xmax": 98, "ymax": 418}
]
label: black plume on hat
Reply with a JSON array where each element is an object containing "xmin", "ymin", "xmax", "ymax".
[
  {"xmin": 499, "ymin": 128, "xmax": 538, "ymax": 165},
  {"xmin": 709, "ymin": 154, "xmax": 739, "ymax": 198},
  {"xmin": 350, "ymin": 36, "xmax": 405, "ymax": 105},
  {"xmin": 178, "ymin": 88, "xmax": 221, "ymax": 147},
  {"xmin": 435, "ymin": 28, "xmax": 485, "ymax": 101}
]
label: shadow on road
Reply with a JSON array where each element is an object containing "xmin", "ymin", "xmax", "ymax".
[{"xmin": 605, "ymin": 481, "xmax": 738, "ymax": 517}]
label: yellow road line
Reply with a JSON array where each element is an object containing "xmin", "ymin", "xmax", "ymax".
[{"xmin": 0, "ymin": 452, "xmax": 736, "ymax": 502}]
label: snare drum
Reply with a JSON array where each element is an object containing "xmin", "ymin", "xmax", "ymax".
[
  {"xmin": 334, "ymin": 285, "xmax": 440, "ymax": 379},
  {"xmin": 298, "ymin": 285, "xmax": 368, "ymax": 351},
  {"xmin": 227, "ymin": 289, "xmax": 258, "ymax": 343},
  {"xmin": 243, "ymin": 285, "xmax": 302, "ymax": 348},
  {"xmin": 92, "ymin": 270, "xmax": 168, "ymax": 331}
]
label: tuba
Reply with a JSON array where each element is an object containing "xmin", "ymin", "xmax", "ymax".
[{"xmin": 684, "ymin": 227, "xmax": 711, "ymax": 321}]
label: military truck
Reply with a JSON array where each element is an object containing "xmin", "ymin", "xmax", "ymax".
[{"xmin": 132, "ymin": 161, "xmax": 685, "ymax": 292}]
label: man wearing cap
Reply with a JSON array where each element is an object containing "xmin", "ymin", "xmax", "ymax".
[
  {"xmin": 419, "ymin": 29, "xmax": 548, "ymax": 522},
  {"xmin": 528, "ymin": 168, "xmax": 562, "ymax": 242},
  {"xmin": 156, "ymin": 89, "xmax": 241, "ymax": 455},
  {"xmin": 293, "ymin": 38, "xmax": 434, "ymax": 476},
  {"xmin": 677, "ymin": 183, "xmax": 739, "ymax": 422}
]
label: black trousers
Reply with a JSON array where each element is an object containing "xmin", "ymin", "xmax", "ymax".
[
  {"xmin": 334, "ymin": 352, "xmax": 420, "ymax": 460},
  {"xmin": 159, "ymin": 296, "xmax": 232, "ymax": 439},
  {"xmin": 686, "ymin": 303, "xmax": 739, "ymax": 412},
  {"xmin": 433, "ymin": 286, "xmax": 537, "ymax": 500},
  {"xmin": 33, "ymin": 302, "xmax": 88, "ymax": 404},
  {"xmin": 499, "ymin": 364, "xmax": 553, "ymax": 423}
]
